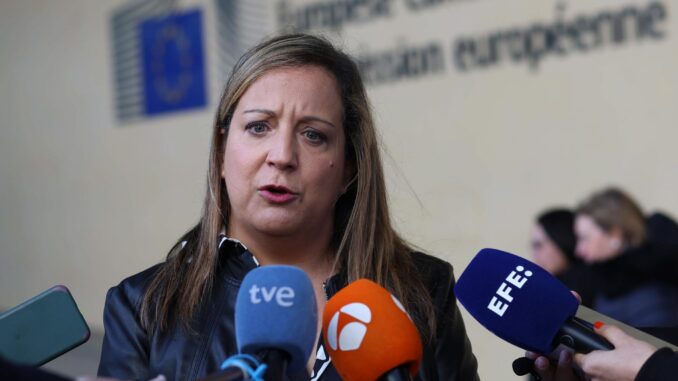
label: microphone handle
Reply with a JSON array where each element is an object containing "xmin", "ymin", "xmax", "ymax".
[
  {"xmin": 378, "ymin": 365, "xmax": 412, "ymax": 381},
  {"xmin": 261, "ymin": 349, "xmax": 288, "ymax": 381},
  {"xmin": 197, "ymin": 366, "xmax": 245, "ymax": 381},
  {"xmin": 512, "ymin": 357, "xmax": 535, "ymax": 376},
  {"xmin": 556, "ymin": 318, "xmax": 614, "ymax": 353}
]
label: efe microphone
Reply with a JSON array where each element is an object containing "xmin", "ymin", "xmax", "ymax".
[
  {"xmin": 322, "ymin": 279, "xmax": 423, "ymax": 381},
  {"xmin": 454, "ymin": 248, "xmax": 613, "ymax": 355}
]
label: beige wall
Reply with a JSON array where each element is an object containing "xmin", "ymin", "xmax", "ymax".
[{"xmin": 1, "ymin": 0, "xmax": 677, "ymax": 380}]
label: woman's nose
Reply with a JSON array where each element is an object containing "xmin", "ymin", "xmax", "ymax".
[{"xmin": 266, "ymin": 130, "xmax": 298, "ymax": 170}]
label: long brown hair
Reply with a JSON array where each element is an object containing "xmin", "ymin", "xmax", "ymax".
[{"xmin": 140, "ymin": 34, "xmax": 435, "ymax": 341}]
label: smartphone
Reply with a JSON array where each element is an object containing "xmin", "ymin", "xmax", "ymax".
[{"xmin": 0, "ymin": 285, "xmax": 90, "ymax": 366}]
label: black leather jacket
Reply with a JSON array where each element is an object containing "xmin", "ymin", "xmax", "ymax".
[
  {"xmin": 635, "ymin": 347, "xmax": 678, "ymax": 381},
  {"xmin": 97, "ymin": 237, "xmax": 479, "ymax": 381}
]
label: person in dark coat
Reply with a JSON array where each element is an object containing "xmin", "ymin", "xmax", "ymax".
[{"xmin": 574, "ymin": 187, "xmax": 678, "ymax": 327}]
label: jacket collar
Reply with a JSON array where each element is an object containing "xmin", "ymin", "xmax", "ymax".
[
  {"xmin": 216, "ymin": 233, "xmax": 346, "ymax": 298},
  {"xmin": 217, "ymin": 234, "xmax": 258, "ymax": 284}
]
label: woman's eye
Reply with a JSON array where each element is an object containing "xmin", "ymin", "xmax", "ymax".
[
  {"xmin": 303, "ymin": 129, "xmax": 326, "ymax": 144},
  {"xmin": 245, "ymin": 122, "xmax": 268, "ymax": 135}
]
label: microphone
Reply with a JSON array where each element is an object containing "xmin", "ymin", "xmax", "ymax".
[
  {"xmin": 235, "ymin": 265, "xmax": 317, "ymax": 381},
  {"xmin": 507, "ymin": 308, "xmax": 678, "ymax": 380},
  {"xmin": 322, "ymin": 279, "xmax": 422, "ymax": 381},
  {"xmin": 454, "ymin": 248, "xmax": 613, "ymax": 355}
]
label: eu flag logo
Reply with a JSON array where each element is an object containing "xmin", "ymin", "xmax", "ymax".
[{"xmin": 140, "ymin": 9, "xmax": 207, "ymax": 116}]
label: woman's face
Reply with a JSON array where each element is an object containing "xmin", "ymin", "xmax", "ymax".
[
  {"xmin": 222, "ymin": 65, "xmax": 350, "ymax": 240},
  {"xmin": 574, "ymin": 214, "xmax": 622, "ymax": 264},
  {"xmin": 530, "ymin": 223, "xmax": 569, "ymax": 275}
]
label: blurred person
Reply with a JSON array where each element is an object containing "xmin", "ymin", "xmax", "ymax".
[
  {"xmin": 575, "ymin": 187, "xmax": 678, "ymax": 327},
  {"xmin": 96, "ymin": 34, "xmax": 479, "ymax": 381},
  {"xmin": 646, "ymin": 211, "xmax": 678, "ymax": 247},
  {"xmin": 531, "ymin": 209, "xmax": 594, "ymax": 307}
]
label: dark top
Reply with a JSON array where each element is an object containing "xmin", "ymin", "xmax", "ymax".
[
  {"xmin": 0, "ymin": 356, "xmax": 71, "ymax": 381},
  {"xmin": 556, "ymin": 263, "xmax": 595, "ymax": 308},
  {"xmin": 589, "ymin": 241, "xmax": 678, "ymax": 327},
  {"xmin": 97, "ymin": 236, "xmax": 479, "ymax": 381},
  {"xmin": 635, "ymin": 347, "xmax": 678, "ymax": 381},
  {"xmin": 587, "ymin": 212, "xmax": 678, "ymax": 327}
]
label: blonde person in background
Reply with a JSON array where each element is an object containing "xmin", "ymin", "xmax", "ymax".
[
  {"xmin": 527, "ymin": 188, "xmax": 678, "ymax": 380},
  {"xmin": 574, "ymin": 187, "xmax": 678, "ymax": 327}
]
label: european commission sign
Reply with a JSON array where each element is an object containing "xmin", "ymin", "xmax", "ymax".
[{"xmin": 111, "ymin": 3, "xmax": 207, "ymax": 122}]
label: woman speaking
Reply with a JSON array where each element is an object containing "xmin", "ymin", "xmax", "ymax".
[{"xmin": 97, "ymin": 34, "xmax": 479, "ymax": 381}]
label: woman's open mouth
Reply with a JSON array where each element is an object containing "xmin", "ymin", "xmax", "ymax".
[{"xmin": 258, "ymin": 185, "xmax": 299, "ymax": 204}]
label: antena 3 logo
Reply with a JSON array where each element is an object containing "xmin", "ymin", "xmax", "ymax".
[{"xmin": 327, "ymin": 303, "xmax": 372, "ymax": 351}]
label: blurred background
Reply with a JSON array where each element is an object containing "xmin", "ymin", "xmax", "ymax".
[{"xmin": 1, "ymin": 0, "xmax": 677, "ymax": 379}]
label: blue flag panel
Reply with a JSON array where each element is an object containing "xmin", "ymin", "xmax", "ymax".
[{"xmin": 140, "ymin": 9, "xmax": 207, "ymax": 116}]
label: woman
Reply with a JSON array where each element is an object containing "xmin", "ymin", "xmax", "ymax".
[
  {"xmin": 97, "ymin": 34, "xmax": 479, "ymax": 381},
  {"xmin": 531, "ymin": 209, "xmax": 594, "ymax": 306},
  {"xmin": 574, "ymin": 187, "xmax": 678, "ymax": 327}
]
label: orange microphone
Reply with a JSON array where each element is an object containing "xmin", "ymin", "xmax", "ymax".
[{"xmin": 322, "ymin": 279, "xmax": 423, "ymax": 381}]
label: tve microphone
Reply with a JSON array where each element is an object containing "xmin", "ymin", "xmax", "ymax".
[
  {"xmin": 235, "ymin": 265, "xmax": 317, "ymax": 380},
  {"xmin": 322, "ymin": 279, "xmax": 422, "ymax": 381},
  {"xmin": 454, "ymin": 248, "xmax": 613, "ymax": 355}
]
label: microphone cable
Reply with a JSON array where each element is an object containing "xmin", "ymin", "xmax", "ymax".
[{"xmin": 219, "ymin": 354, "xmax": 268, "ymax": 381}]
